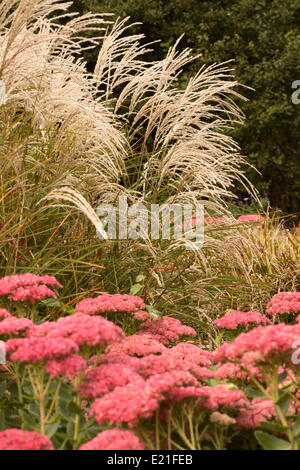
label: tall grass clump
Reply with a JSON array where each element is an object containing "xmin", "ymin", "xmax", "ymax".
[{"xmin": 0, "ymin": 0, "xmax": 257, "ymax": 320}]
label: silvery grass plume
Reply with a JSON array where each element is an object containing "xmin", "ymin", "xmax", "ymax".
[
  {"xmin": 0, "ymin": 0, "xmax": 126, "ymax": 188},
  {"xmin": 0, "ymin": 1, "xmax": 257, "ymax": 250}
]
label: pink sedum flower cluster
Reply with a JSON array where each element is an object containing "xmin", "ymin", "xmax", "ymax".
[
  {"xmin": 0, "ymin": 274, "xmax": 62, "ymax": 303},
  {"xmin": 0, "ymin": 317, "xmax": 33, "ymax": 337},
  {"xmin": 79, "ymin": 429, "xmax": 146, "ymax": 450},
  {"xmin": 6, "ymin": 337, "xmax": 78, "ymax": 362},
  {"xmin": 29, "ymin": 313, "xmax": 124, "ymax": 348},
  {"xmin": 164, "ymin": 342, "xmax": 212, "ymax": 366},
  {"xmin": 0, "ymin": 429, "xmax": 54, "ymax": 450},
  {"xmin": 75, "ymin": 294, "xmax": 146, "ymax": 317},
  {"xmin": 138, "ymin": 316, "xmax": 196, "ymax": 344},
  {"xmin": 90, "ymin": 379, "xmax": 160, "ymax": 427},
  {"xmin": 0, "ymin": 309, "xmax": 11, "ymax": 320},
  {"xmin": 266, "ymin": 292, "xmax": 300, "ymax": 316},
  {"xmin": 106, "ymin": 334, "xmax": 166, "ymax": 356},
  {"xmin": 236, "ymin": 399, "xmax": 275, "ymax": 429},
  {"xmin": 214, "ymin": 323, "xmax": 300, "ymax": 365},
  {"xmin": 78, "ymin": 363, "xmax": 142, "ymax": 398},
  {"xmin": 195, "ymin": 385, "xmax": 249, "ymax": 411},
  {"xmin": 213, "ymin": 310, "xmax": 271, "ymax": 330},
  {"xmin": 237, "ymin": 214, "xmax": 265, "ymax": 223},
  {"xmin": 45, "ymin": 354, "xmax": 87, "ymax": 379}
]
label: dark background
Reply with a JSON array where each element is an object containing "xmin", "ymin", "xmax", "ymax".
[{"xmin": 70, "ymin": 0, "xmax": 300, "ymax": 216}]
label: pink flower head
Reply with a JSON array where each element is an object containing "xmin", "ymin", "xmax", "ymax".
[
  {"xmin": 0, "ymin": 274, "xmax": 62, "ymax": 304},
  {"xmin": 89, "ymin": 380, "xmax": 160, "ymax": 427},
  {"xmin": 29, "ymin": 313, "xmax": 124, "ymax": 348},
  {"xmin": 78, "ymin": 363, "xmax": 142, "ymax": 398},
  {"xmin": 133, "ymin": 310, "xmax": 150, "ymax": 321},
  {"xmin": 266, "ymin": 292, "xmax": 300, "ymax": 316},
  {"xmin": 138, "ymin": 316, "xmax": 196, "ymax": 344},
  {"xmin": 214, "ymin": 323, "xmax": 300, "ymax": 365},
  {"xmin": 214, "ymin": 363, "xmax": 248, "ymax": 380},
  {"xmin": 213, "ymin": 310, "xmax": 271, "ymax": 330},
  {"xmin": 9, "ymin": 285, "xmax": 58, "ymax": 303},
  {"xmin": 90, "ymin": 352, "xmax": 141, "ymax": 371},
  {"xmin": 0, "ymin": 309, "xmax": 11, "ymax": 320},
  {"xmin": 45, "ymin": 354, "xmax": 87, "ymax": 379},
  {"xmin": 106, "ymin": 334, "xmax": 166, "ymax": 357},
  {"xmin": 6, "ymin": 336, "xmax": 78, "ymax": 363},
  {"xmin": 75, "ymin": 294, "xmax": 145, "ymax": 316},
  {"xmin": 146, "ymin": 370, "xmax": 200, "ymax": 396},
  {"xmin": 138, "ymin": 352, "xmax": 213, "ymax": 381},
  {"xmin": 196, "ymin": 384, "xmax": 249, "ymax": 411},
  {"xmin": 167, "ymin": 386, "xmax": 204, "ymax": 402},
  {"xmin": 164, "ymin": 342, "xmax": 212, "ymax": 366},
  {"xmin": 0, "ymin": 429, "xmax": 54, "ymax": 450},
  {"xmin": 79, "ymin": 429, "xmax": 146, "ymax": 450},
  {"xmin": 237, "ymin": 214, "xmax": 265, "ymax": 223},
  {"xmin": 0, "ymin": 317, "xmax": 33, "ymax": 338},
  {"xmin": 236, "ymin": 399, "xmax": 275, "ymax": 429}
]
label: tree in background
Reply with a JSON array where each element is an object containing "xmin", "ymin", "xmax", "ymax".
[{"xmin": 73, "ymin": 0, "xmax": 300, "ymax": 215}]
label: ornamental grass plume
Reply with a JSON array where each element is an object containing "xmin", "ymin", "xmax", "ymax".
[
  {"xmin": 213, "ymin": 310, "xmax": 271, "ymax": 330},
  {"xmin": 79, "ymin": 429, "xmax": 146, "ymax": 450},
  {"xmin": 266, "ymin": 292, "xmax": 300, "ymax": 316},
  {"xmin": 0, "ymin": 429, "xmax": 54, "ymax": 450},
  {"xmin": 29, "ymin": 313, "xmax": 124, "ymax": 348}
]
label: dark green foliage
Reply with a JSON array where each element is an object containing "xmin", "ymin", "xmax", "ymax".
[{"xmin": 72, "ymin": 0, "xmax": 300, "ymax": 214}]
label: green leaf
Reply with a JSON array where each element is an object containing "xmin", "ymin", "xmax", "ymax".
[
  {"xmin": 276, "ymin": 393, "xmax": 290, "ymax": 415},
  {"xmin": 68, "ymin": 402, "xmax": 82, "ymax": 415},
  {"xmin": 145, "ymin": 305, "xmax": 161, "ymax": 319},
  {"xmin": 293, "ymin": 415, "xmax": 300, "ymax": 437},
  {"xmin": 0, "ymin": 380, "xmax": 6, "ymax": 399},
  {"xmin": 45, "ymin": 419, "xmax": 60, "ymax": 438},
  {"xmin": 255, "ymin": 431, "xmax": 291, "ymax": 450},
  {"xmin": 58, "ymin": 400, "xmax": 72, "ymax": 419},
  {"xmin": 246, "ymin": 387, "xmax": 266, "ymax": 399},
  {"xmin": 278, "ymin": 371, "xmax": 288, "ymax": 383},
  {"xmin": 260, "ymin": 421, "xmax": 288, "ymax": 434},
  {"xmin": 130, "ymin": 283, "xmax": 143, "ymax": 295},
  {"xmin": 135, "ymin": 274, "xmax": 146, "ymax": 283}
]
